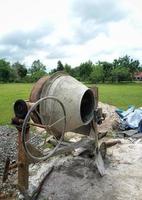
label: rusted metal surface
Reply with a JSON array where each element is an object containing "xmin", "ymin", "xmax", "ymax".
[
  {"xmin": 0, "ymin": 192, "xmax": 7, "ymax": 199},
  {"xmin": 12, "ymin": 101, "xmax": 29, "ymax": 190},
  {"xmin": 90, "ymin": 86, "xmax": 98, "ymax": 109},
  {"xmin": 29, "ymin": 76, "xmax": 49, "ymax": 103},
  {"xmin": 12, "ymin": 117, "xmax": 46, "ymax": 129},
  {"xmin": 14, "ymin": 100, "xmax": 28, "ymax": 119},
  {"xmin": 29, "ymin": 76, "xmax": 49, "ymax": 124},
  {"xmin": 18, "ymin": 128, "xmax": 29, "ymax": 190}
]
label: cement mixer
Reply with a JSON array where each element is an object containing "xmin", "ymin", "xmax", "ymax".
[
  {"xmin": 9, "ymin": 72, "xmax": 106, "ymax": 192},
  {"xmin": 0, "ymin": 70, "xmax": 121, "ymax": 199},
  {"xmin": 16, "ymin": 72, "xmax": 98, "ymax": 162}
]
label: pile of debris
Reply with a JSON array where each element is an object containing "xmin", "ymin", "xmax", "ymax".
[
  {"xmin": 1, "ymin": 102, "xmax": 142, "ymax": 200},
  {"xmin": 112, "ymin": 106, "xmax": 142, "ymax": 139},
  {"xmin": 98, "ymin": 102, "xmax": 119, "ymax": 133}
]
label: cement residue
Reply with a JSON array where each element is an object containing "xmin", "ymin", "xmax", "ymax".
[
  {"xmin": 24, "ymin": 102, "xmax": 142, "ymax": 200},
  {"xmin": 28, "ymin": 138, "xmax": 142, "ymax": 200},
  {"xmin": 98, "ymin": 102, "xmax": 119, "ymax": 133},
  {"xmin": 1, "ymin": 101, "xmax": 142, "ymax": 200}
]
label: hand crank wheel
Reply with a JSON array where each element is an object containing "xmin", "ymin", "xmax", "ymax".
[{"xmin": 22, "ymin": 96, "xmax": 66, "ymax": 161}]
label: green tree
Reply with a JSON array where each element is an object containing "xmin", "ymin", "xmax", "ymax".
[
  {"xmin": 113, "ymin": 55, "xmax": 140, "ymax": 80},
  {"xmin": 12, "ymin": 62, "xmax": 27, "ymax": 80},
  {"xmin": 138, "ymin": 65, "xmax": 142, "ymax": 72},
  {"xmin": 79, "ymin": 60, "xmax": 93, "ymax": 81},
  {"xmin": 111, "ymin": 66, "xmax": 131, "ymax": 82},
  {"xmin": 49, "ymin": 68, "xmax": 57, "ymax": 74},
  {"xmin": 30, "ymin": 60, "xmax": 46, "ymax": 74},
  {"xmin": 30, "ymin": 70, "xmax": 47, "ymax": 82},
  {"xmin": 57, "ymin": 60, "xmax": 64, "ymax": 71},
  {"xmin": 0, "ymin": 59, "xmax": 11, "ymax": 82},
  {"xmin": 64, "ymin": 64, "xmax": 72, "ymax": 75},
  {"xmin": 98, "ymin": 61, "xmax": 113, "ymax": 82},
  {"xmin": 90, "ymin": 65, "xmax": 104, "ymax": 83},
  {"xmin": 29, "ymin": 60, "xmax": 47, "ymax": 82},
  {"xmin": 71, "ymin": 66, "xmax": 81, "ymax": 80}
]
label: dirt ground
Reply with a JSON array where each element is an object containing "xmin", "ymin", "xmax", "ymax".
[
  {"xmin": 1, "ymin": 102, "xmax": 142, "ymax": 200},
  {"xmin": 28, "ymin": 103, "xmax": 142, "ymax": 200},
  {"xmin": 28, "ymin": 137, "xmax": 142, "ymax": 200}
]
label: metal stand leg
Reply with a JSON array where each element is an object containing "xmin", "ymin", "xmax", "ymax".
[
  {"xmin": 17, "ymin": 128, "xmax": 29, "ymax": 191},
  {"xmin": 91, "ymin": 120, "xmax": 105, "ymax": 176}
]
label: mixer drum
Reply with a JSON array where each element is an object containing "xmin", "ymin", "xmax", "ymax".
[{"xmin": 39, "ymin": 72, "xmax": 95, "ymax": 136}]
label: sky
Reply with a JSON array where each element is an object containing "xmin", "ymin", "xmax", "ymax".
[{"xmin": 0, "ymin": 0, "xmax": 142, "ymax": 71}]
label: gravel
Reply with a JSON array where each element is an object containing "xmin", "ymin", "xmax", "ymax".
[
  {"xmin": 0, "ymin": 126, "xmax": 17, "ymax": 177},
  {"xmin": 0, "ymin": 125, "xmax": 18, "ymax": 199},
  {"xmin": 0, "ymin": 125, "xmax": 44, "ymax": 199}
]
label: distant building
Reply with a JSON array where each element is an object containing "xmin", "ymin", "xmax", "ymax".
[{"xmin": 134, "ymin": 72, "xmax": 142, "ymax": 81}]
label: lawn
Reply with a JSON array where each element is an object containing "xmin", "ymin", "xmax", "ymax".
[
  {"xmin": 95, "ymin": 83, "xmax": 142, "ymax": 109},
  {"xmin": 0, "ymin": 82, "xmax": 142, "ymax": 125},
  {"xmin": 0, "ymin": 83, "xmax": 33, "ymax": 125}
]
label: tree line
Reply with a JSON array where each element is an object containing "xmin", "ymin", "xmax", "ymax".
[
  {"xmin": 0, "ymin": 59, "xmax": 46, "ymax": 83},
  {"xmin": 0, "ymin": 55, "xmax": 141, "ymax": 83},
  {"xmin": 52, "ymin": 56, "xmax": 141, "ymax": 83}
]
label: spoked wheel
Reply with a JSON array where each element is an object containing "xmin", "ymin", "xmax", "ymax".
[{"xmin": 22, "ymin": 96, "xmax": 66, "ymax": 161}]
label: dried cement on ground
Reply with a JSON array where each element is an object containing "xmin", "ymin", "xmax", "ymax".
[
  {"xmin": 1, "ymin": 102, "xmax": 142, "ymax": 200},
  {"xmin": 29, "ymin": 138, "xmax": 142, "ymax": 200}
]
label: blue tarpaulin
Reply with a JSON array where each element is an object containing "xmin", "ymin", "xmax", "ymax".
[{"xmin": 115, "ymin": 106, "xmax": 142, "ymax": 132}]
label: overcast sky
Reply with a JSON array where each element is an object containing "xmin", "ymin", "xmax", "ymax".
[{"xmin": 0, "ymin": 0, "xmax": 142, "ymax": 70}]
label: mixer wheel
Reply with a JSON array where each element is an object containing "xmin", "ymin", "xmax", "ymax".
[{"xmin": 22, "ymin": 96, "xmax": 66, "ymax": 161}]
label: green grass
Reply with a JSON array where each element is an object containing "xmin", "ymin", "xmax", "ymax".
[
  {"xmin": 0, "ymin": 82, "xmax": 142, "ymax": 125},
  {"xmin": 0, "ymin": 83, "xmax": 33, "ymax": 125},
  {"xmin": 89, "ymin": 82, "xmax": 142, "ymax": 109}
]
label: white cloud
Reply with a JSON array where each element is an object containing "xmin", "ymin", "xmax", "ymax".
[{"xmin": 0, "ymin": 0, "xmax": 142, "ymax": 69}]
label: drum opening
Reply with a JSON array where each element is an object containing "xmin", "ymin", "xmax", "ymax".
[{"xmin": 80, "ymin": 90, "xmax": 95, "ymax": 123}]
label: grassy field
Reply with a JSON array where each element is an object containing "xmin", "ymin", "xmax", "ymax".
[
  {"xmin": 0, "ymin": 82, "xmax": 142, "ymax": 125},
  {"xmin": 0, "ymin": 83, "xmax": 33, "ymax": 125},
  {"xmin": 97, "ymin": 83, "xmax": 142, "ymax": 109}
]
